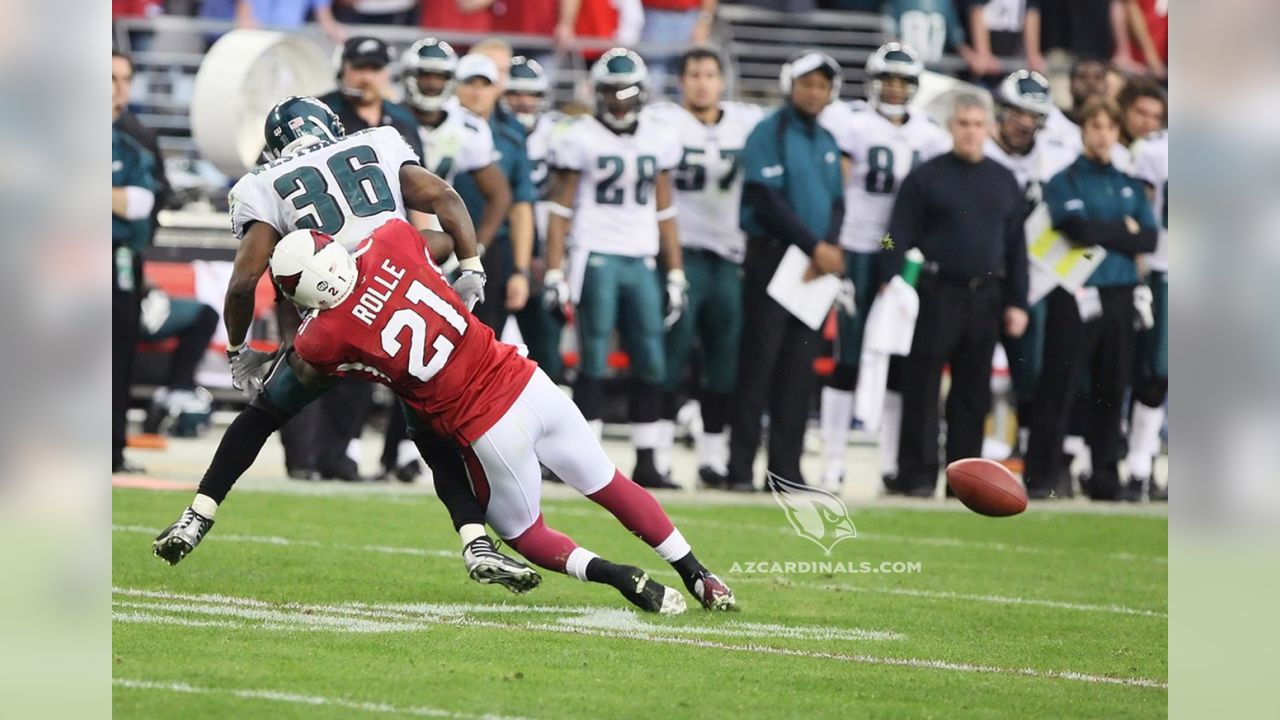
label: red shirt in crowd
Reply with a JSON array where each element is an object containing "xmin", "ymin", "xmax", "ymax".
[
  {"xmin": 420, "ymin": 0, "xmax": 494, "ymax": 33},
  {"xmin": 1129, "ymin": 0, "xmax": 1168, "ymax": 66},
  {"xmin": 492, "ymin": 0, "xmax": 560, "ymax": 35}
]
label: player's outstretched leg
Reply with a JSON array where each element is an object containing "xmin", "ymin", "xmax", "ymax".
[{"xmin": 507, "ymin": 515, "xmax": 686, "ymax": 614}]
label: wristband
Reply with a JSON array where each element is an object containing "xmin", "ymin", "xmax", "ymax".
[
  {"xmin": 544, "ymin": 268, "xmax": 565, "ymax": 284},
  {"xmin": 459, "ymin": 256, "xmax": 484, "ymax": 273},
  {"xmin": 655, "ymin": 206, "xmax": 678, "ymax": 222},
  {"xmin": 548, "ymin": 203, "xmax": 574, "ymax": 219}
]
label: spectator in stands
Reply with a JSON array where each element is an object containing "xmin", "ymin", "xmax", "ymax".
[
  {"xmin": 331, "ymin": 0, "xmax": 418, "ymax": 25},
  {"xmin": 318, "ymin": 36, "xmax": 424, "ymax": 158},
  {"xmin": 882, "ymin": 92, "xmax": 1028, "ymax": 497},
  {"xmin": 638, "ymin": 1, "xmax": 717, "ymax": 96},
  {"xmin": 882, "ymin": 0, "xmax": 996, "ymax": 76},
  {"xmin": 962, "ymin": 0, "xmax": 1047, "ymax": 76},
  {"xmin": 420, "ymin": 0, "xmax": 494, "ymax": 34},
  {"xmin": 233, "ymin": 0, "xmax": 346, "ymax": 42},
  {"xmin": 1023, "ymin": 97, "xmax": 1157, "ymax": 500},
  {"xmin": 727, "ymin": 51, "xmax": 844, "ymax": 491},
  {"xmin": 113, "ymin": 51, "xmax": 160, "ymax": 474},
  {"xmin": 454, "ymin": 51, "xmax": 536, "ymax": 334},
  {"xmin": 1120, "ymin": 0, "xmax": 1166, "ymax": 80},
  {"xmin": 1038, "ymin": 0, "xmax": 1138, "ymax": 74},
  {"xmin": 113, "ymin": 0, "xmax": 164, "ymax": 18},
  {"xmin": 559, "ymin": 0, "xmax": 646, "ymax": 62}
]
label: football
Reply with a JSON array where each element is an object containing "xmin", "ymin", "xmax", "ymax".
[{"xmin": 945, "ymin": 458, "xmax": 1028, "ymax": 517}]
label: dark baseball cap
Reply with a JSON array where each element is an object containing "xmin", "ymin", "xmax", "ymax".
[{"xmin": 341, "ymin": 36, "xmax": 393, "ymax": 68}]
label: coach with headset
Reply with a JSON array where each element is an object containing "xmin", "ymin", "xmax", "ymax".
[
  {"xmin": 319, "ymin": 36, "xmax": 424, "ymax": 159},
  {"xmin": 725, "ymin": 51, "xmax": 845, "ymax": 491}
]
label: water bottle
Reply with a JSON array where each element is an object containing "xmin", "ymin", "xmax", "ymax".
[{"xmin": 901, "ymin": 248, "xmax": 924, "ymax": 288}]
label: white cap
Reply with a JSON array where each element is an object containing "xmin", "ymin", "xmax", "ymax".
[{"xmin": 457, "ymin": 54, "xmax": 498, "ymax": 84}]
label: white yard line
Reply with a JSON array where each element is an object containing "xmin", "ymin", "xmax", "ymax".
[
  {"xmin": 112, "ymin": 524, "xmax": 457, "ymax": 559},
  {"xmin": 729, "ymin": 578, "xmax": 1168, "ymax": 618},
  {"xmin": 113, "ymin": 588, "xmax": 1165, "ymax": 690},
  {"xmin": 112, "ymin": 678, "xmax": 531, "ymax": 720}
]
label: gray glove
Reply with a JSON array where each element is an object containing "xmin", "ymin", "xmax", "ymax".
[
  {"xmin": 227, "ymin": 344, "xmax": 273, "ymax": 399},
  {"xmin": 452, "ymin": 255, "xmax": 487, "ymax": 311},
  {"xmin": 835, "ymin": 278, "xmax": 857, "ymax": 317}
]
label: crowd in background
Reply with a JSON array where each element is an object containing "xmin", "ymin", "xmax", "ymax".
[{"xmin": 112, "ymin": 0, "xmax": 1169, "ymax": 502}]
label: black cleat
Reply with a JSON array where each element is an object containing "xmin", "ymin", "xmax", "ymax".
[
  {"xmin": 615, "ymin": 566, "xmax": 686, "ymax": 614},
  {"xmin": 463, "ymin": 537, "xmax": 541, "ymax": 594},
  {"xmin": 153, "ymin": 507, "xmax": 214, "ymax": 565},
  {"xmin": 698, "ymin": 466, "xmax": 728, "ymax": 489}
]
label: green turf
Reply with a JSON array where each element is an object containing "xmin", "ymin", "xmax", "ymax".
[{"xmin": 113, "ymin": 487, "xmax": 1167, "ymax": 719}]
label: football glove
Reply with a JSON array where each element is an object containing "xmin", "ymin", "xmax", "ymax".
[
  {"xmin": 226, "ymin": 343, "xmax": 273, "ymax": 399},
  {"xmin": 835, "ymin": 277, "xmax": 857, "ymax": 317},
  {"xmin": 542, "ymin": 268, "xmax": 571, "ymax": 320},
  {"xmin": 452, "ymin": 256, "xmax": 487, "ymax": 311},
  {"xmin": 663, "ymin": 269, "xmax": 688, "ymax": 330},
  {"xmin": 1134, "ymin": 284, "xmax": 1155, "ymax": 330}
]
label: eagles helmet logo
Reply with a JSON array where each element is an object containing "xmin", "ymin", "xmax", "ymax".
[{"xmin": 767, "ymin": 472, "xmax": 857, "ymax": 555}]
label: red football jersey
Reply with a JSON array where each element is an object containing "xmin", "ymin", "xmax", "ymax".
[{"xmin": 294, "ymin": 220, "xmax": 536, "ymax": 446}]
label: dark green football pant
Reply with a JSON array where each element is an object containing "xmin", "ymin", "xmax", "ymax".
[
  {"xmin": 575, "ymin": 252, "xmax": 666, "ymax": 385},
  {"xmin": 663, "ymin": 248, "xmax": 743, "ymax": 397}
]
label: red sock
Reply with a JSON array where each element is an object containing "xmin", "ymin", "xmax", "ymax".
[
  {"xmin": 508, "ymin": 514, "xmax": 579, "ymax": 573},
  {"xmin": 587, "ymin": 470, "xmax": 677, "ymax": 547}
]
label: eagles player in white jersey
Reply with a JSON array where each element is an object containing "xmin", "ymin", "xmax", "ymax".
[
  {"xmin": 504, "ymin": 56, "xmax": 570, "ymax": 383},
  {"xmin": 544, "ymin": 48, "xmax": 686, "ymax": 489},
  {"xmin": 1125, "ymin": 129, "xmax": 1169, "ymax": 502},
  {"xmin": 402, "ymin": 37, "xmax": 511, "ymax": 251},
  {"xmin": 639, "ymin": 47, "xmax": 763, "ymax": 488},
  {"xmin": 816, "ymin": 43, "xmax": 950, "ymax": 491},
  {"xmin": 984, "ymin": 70, "xmax": 1077, "ymax": 459},
  {"xmin": 152, "ymin": 96, "xmax": 541, "ymax": 592}
]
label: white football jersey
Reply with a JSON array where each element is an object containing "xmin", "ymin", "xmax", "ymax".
[
  {"xmin": 641, "ymin": 100, "xmax": 764, "ymax": 263},
  {"xmin": 984, "ymin": 135, "xmax": 1076, "ymax": 207},
  {"xmin": 417, "ymin": 101, "xmax": 497, "ymax": 184},
  {"xmin": 527, "ymin": 111, "xmax": 568, "ymax": 243},
  {"xmin": 549, "ymin": 114, "xmax": 682, "ymax": 257},
  {"xmin": 1040, "ymin": 106, "xmax": 1083, "ymax": 156},
  {"xmin": 1130, "ymin": 130, "xmax": 1169, "ymax": 273},
  {"xmin": 819, "ymin": 101, "xmax": 951, "ymax": 253},
  {"xmin": 228, "ymin": 126, "xmax": 419, "ymax": 250}
]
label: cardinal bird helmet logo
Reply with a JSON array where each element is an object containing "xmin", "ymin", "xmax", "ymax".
[{"xmin": 767, "ymin": 473, "xmax": 857, "ymax": 555}]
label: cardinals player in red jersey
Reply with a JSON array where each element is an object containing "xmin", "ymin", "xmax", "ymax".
[{"xmin": 274, "ymin": 219, "xmax": 735, "ymax": 613}]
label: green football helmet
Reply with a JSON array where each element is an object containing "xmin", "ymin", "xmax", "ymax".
[
  {"xmin": 503, "ymin": 56, "xmax": 549, "ymax": 131},
  {"xmin": 262, "ymin": 96, "xmax": 345, "ymax": 159},
  {"xmin": 403, "ymin": 37, "xmax": 458, "ymax": 113},
  {"xmin": 591, "ymin": 48, "xmax": 648, "ymax": 133}
]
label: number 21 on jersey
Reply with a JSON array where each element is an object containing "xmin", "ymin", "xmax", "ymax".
[{"xmin": 381, "ymin": 280, "xmax": 468, "ymax": 383}]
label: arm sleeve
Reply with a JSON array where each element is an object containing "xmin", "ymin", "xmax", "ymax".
[
  {"xmin": 1003, "ymin": 183, "xmax": 1029, "ymax": 309},
  {"xmin": 511, "ymin": 138, "xmax": 537, "ymax": 204},
  {"xmin": 881, "ymin": 171, "xmax": 925, "ymax": 285},
  {"xmin": 548, "ymin": 123, "xmax": 586, "ymax": 171},
  {"xmin": 228, "ymin": 177, "xmax": 278, "ymax": 241},
  {"xmin": 375, "ymin": 125, "xmax": 422, "ymax": 168},
  {"xmin": 742, "ymin": 183, "xmax": 824, "ymax": 255}
]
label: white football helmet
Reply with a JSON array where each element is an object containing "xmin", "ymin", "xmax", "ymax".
[
  {"xmin": 865, "ymin": 42, "xmax": 923, "ymax": 119},
  {"xmin": 997, "ymin": 69, "xmax": 1055, "ymax": 118},
  {"xmin": 270, "ymin": 229, "xmax": 358, "ymax": 310}
]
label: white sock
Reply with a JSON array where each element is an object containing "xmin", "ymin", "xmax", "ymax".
[
  {"xmin": 588, "ymin": 419, "xmax": 604, "ymax": 441},
  {"xmin": 191, "ymin": 493, "xmax": 218, "ymax": 519},
  {"xmin": 565, "ymin": 547, "xmax": 599, "ymax": 581},
  {"xmin": 396, "ymin": 439, "xmax": 420, "ymax": 467},
  {"xmin": 820, "ymin": 387, "xmax": 855, "ymax": 482},
  {"xmin": 654, "ymin": 419, "xmax": 676, "ymax": 475},
  {"xmin": 653, "ymin": 529, "xmax": 691, "ymax": 562},
  {"xmin": 632, "ymin": 421, "xmax": 660, "ymax": 450},
  {"xmin": 458, "ymin": 523, "xmax": 486, "ymax": 548},
  {"xmin": 879, "ymin": 391, "xmax": 903, "ymax": 477},
  {"xmin": 346, "ymin": 438, "xmax": 361, "ymax": 464},
  {"xmin": 1126, "ymin": 402, "xmax": 1166, "ymax": 479},
  {"xmin": 696, "ymin": 431, "xmax": 728, "ymax": 473}
]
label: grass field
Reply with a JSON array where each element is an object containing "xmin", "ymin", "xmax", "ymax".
[{"xmin": 112, "ymin": 485, "xmax": 1167, "ymax": 719}]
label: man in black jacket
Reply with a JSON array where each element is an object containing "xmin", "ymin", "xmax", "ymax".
[{"xmin": 882, "ymin": 93, "xmax": 1029, "ymax": 496}]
